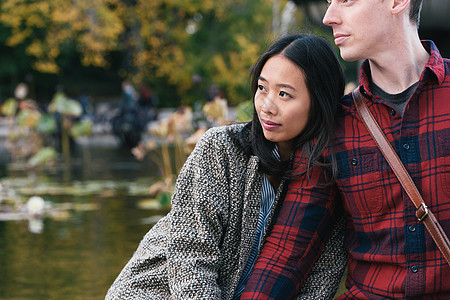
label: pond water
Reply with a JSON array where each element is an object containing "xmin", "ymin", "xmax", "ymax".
[{"xmin": 0, "ymin": 136, "xmax": 172, "ymax": 299}]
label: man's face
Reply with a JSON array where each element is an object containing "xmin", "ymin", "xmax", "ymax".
[{"xmin": 322, "ymin": 0, "xmax": 392, "ymax": 62}]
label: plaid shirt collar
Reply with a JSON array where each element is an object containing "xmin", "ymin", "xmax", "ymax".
[{"xmin": 357, "ymin": 40, "xmax": 446, "ymax": 103}]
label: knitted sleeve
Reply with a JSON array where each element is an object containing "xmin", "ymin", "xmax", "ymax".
[
  {"xmin": 166, "ymin": 127, "xmax": 233, "ymax": 298},
  {"xmin": 296, "ymin": 214, "xmax": 346, "ymax": 299},
  {"xmin": 105, "ymin": 127, "xmax": 234, "ymax": 300}
]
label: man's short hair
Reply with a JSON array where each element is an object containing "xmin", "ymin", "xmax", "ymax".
[{"xmin": 410, "ymin": 0, "xmax": 423, "ymax": 27}]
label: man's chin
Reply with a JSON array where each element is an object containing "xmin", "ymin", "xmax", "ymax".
[{"xmin": 339, "ymin": 49, "xmax": 362, "ymax": 62}]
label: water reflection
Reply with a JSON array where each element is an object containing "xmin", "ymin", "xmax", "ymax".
[{"xmin": 0, "ymin": 139, "xmax": 170, "ymax": 299}]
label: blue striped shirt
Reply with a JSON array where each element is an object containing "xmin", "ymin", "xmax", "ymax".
[{"xmin": 233, "ymin": 174, "xmax": 275, "ymax": 299}]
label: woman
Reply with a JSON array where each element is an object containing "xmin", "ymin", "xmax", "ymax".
[{"xmin": 106, "ymin": 33, "xmax": 346, "ymax": 300}]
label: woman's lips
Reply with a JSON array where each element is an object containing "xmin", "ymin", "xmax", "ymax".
[{"xmin": 261, "ymin": 119, "xmax": 281, "ymax": 130}]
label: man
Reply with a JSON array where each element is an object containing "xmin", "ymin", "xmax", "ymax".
[{"xmin": 241, "ymin": 0, "xmax": 450, "ymax": 298}]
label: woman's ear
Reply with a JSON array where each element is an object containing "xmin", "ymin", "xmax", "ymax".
[{"xmin": 391, "ymin": 0, "xmax": 410, "ymax": 15}]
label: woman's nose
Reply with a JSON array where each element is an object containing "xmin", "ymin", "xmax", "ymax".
[{"xmin": 261, "ymin": 94, "xmax": 277, "ymax": 115}]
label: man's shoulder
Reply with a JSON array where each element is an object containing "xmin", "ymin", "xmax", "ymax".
[
  {"xmin": 443, "ymin": 57, "xmax": 450, "ymax": 74},
  {"xmin": 336, "ymin": 93, "xmax": 354, "ymax": 117}
]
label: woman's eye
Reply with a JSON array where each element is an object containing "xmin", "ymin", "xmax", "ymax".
[
  {"xmin": 279, "ymin": 91, "xmax": 290, "ymax": 98},
  {"xmin": 257, "ymin": 84, "xmax": 265, "ymax": 91}
]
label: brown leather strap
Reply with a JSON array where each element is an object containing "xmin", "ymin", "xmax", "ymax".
[{"xmin": 352, "ymin": 87, "xmax": 450, "ymax": 267}]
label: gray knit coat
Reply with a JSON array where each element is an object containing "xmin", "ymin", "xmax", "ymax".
[{"xmin": 106, "ymin": 123, "xmax": 346, "ymax": 300}]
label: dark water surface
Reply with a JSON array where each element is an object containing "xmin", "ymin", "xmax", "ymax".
[{"xmin": 0, "ymin": 138, "xmax": 170, "ymax": 299}]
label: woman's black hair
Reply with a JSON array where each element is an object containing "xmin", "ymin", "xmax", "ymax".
[{"xmin": 238, "ymin": 33, "xmax": 345, "ymax": 182}]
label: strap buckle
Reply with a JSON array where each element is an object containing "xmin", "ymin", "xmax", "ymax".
[{"xmin": 416, "ymin": 203, "xmax": 429, "ymax": 222}]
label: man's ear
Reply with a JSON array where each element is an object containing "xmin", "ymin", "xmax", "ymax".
[{"xmin": 391, "ymin": 0, "xmax": 410, "ymax": 15}]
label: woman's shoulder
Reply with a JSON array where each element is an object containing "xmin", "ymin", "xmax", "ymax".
[
  {"xmin": 198, "ymin": 123, "xmax": 248, "ymax": 147},
  {"xmin": 204, "ymin": 122, "xmax": 247, "ymax": 136},
  {"xmin": 188, "ymin": 122, "xmax": 251, "ymax": 165}
]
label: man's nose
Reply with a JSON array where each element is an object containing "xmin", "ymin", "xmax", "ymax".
[{"xmin": 322, "ymin": 2, "xmax": 339, "ymax": 26}]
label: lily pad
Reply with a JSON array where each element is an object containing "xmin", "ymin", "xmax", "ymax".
[
  {"xmin": 70, "ymin": 120, "xmax": 92, "ymax": 137},
  {"xmin": 28, "ymin": 147, "xmax": 58, "ymax": 167},
  {"xmin": 36, "ymin": 114, "xmax": 57, "ymax": 134},
  {"xmin": 136, "ymin": 198, "xmax": 161, "ymax": 210},
  {"xmin": 17, "ymin": 109, "xmax": 41, "ymax": 128},
  {"xmin": 1, "ymin": 98, "xmax": 18, "ymax": 117},
  {"xmin": 48, "ymin": 92, "xmax": 82, "ymax": 117}
]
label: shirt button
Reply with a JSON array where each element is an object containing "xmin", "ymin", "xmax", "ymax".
[
  {"xmin": 390, "ymin": 109, "xmax": 396, "ymax": 116},
  {"xmin": 408, "ymin": 225, "xmax": 416, "ymax": 232},
  {"xmin": 411, "ymin": 265, "xmax": 419, "ymax": 273},
  {"xmin": 403, "ymin": 143, "xmax": 410, "ymax": 150},
  {"xmin": 351, "ymin": 158, "xmax": 358, "ymax": 166}
]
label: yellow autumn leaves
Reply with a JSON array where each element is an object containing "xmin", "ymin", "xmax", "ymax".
[
  {"xmin": 0, "ymin": 0, "xmax": 124, "ymax": 73},
  {"xmin": 0, "ymin": 0, "xmax": 292, "ymax": 105}
]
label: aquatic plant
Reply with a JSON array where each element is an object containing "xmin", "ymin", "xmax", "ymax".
[
  {"xmin": 48, "ymin": 91, "xmax": 92, "ymax": 163},
  {"xmin": 0, "ymin": 87, "xmax": 93, "ymax": 167}
]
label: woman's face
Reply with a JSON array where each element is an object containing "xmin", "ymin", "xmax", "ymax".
[{"xmin": 255, "ymin": 54, "xmax": 311, "ymax": 158}]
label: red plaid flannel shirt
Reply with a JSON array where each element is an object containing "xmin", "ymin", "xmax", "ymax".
[{"xmin": 242, "ymin": 41, "xmax": 450, "ymax": 299}]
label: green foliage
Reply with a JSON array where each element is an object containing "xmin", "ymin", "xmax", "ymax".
[
  {"xmin": 130, "ymin": 0, "xmax": 275, "ymax": 106},
  {"xmin": 36, "ymin": 114, "xmax": 57, "ymax": 134},
  {"xmin": 0, "ymin": 1, "xmax": 327, "ymax": 107},
  {"xmin": 28, "ymin": 147, "xmax": 57, "ymax": 167},
  {"xmin": 16, "ymin": 108, "xmax": 41, "ymax": 128},
  {"xmin": 1, "ymin": 98, "xmax": 18, "ymax": 116},
  {"xmin": 0, "ymin": 0, "xmax": 125, "ymax": 73},
  {"xmin": 157, "ymin": 191, "xmax": 172, "ymax": 209},
  {"xmin": 236, "ymin": 100, "xmax": 254, "ymax": 122},
  {"xmin": 1, "ymin": 88, "xmax": 94, "ymax": 165},
  {"xmin": 48, "ymin": 92, "xmax": 82, "ymax": 117},
  {"xmin": 70, "ymin": 119, "xmax": 92, "ymax": 137}
]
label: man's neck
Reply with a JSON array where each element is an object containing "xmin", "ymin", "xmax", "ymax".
[{"xmin": 368, "ymin": 32, "xmax": 430, "ymax": 94}]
